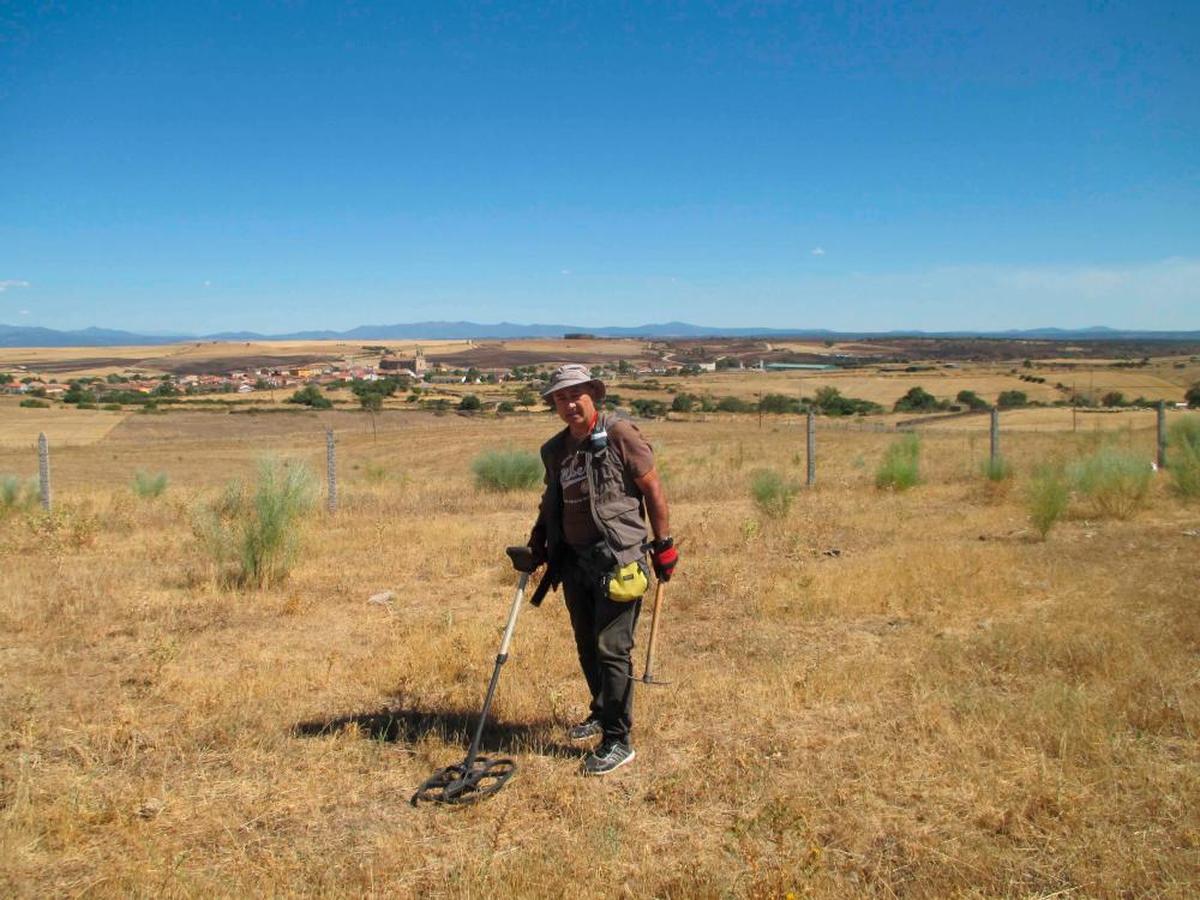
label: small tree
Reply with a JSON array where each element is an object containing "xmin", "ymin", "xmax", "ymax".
[
  {"xmin": 671, "ymin": 393, "xmax": 698, "ymax": 413},
  {"xmin": 956, "ymin": 389, "xmax": 989, "ymax": 411},
  {"xmin": 359, "ymin": 391, "xmax": 383, "ymax": 441},
  {"xmin": 997, "ymin": 390, "xmax": 1028, "ymax": 409},
  {"xmin": 1186, "ymin": 383, "xmax": 1200, "ymax": 409},
  {"xmin": 287, "ymin": 385, "xmax": 332, "ymax": 409},
  {"xmin": 894, "ymin": 386, "xmax": 941, "ymax": 413},
  {"xmin": 458, "ymin": 394, "xmax": 482, "ymax": 411}
]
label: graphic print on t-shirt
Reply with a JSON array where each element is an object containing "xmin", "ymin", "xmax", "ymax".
[{"xmin": 560, "ymin": 447, "xmax": 602, "ymax": 547}]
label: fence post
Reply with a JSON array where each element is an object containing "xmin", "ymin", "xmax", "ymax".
[
  {"xmin": 1157, "ymin": 401, "xmax": 1167, "ymax": 470},
  {"xmin": 989, "ymin": 408, "xmax": 1000, "ymax": 468},
  {"xmin": 806, "ymin": 410, "xmax": 816, "ymax": 486},
  {"xmin": 37, "ymin": 432, "xmax": 51, "ymax": 511},
  {"xmin": 325, "ymin": 427, "xmax": 337, "ymax": 513}
]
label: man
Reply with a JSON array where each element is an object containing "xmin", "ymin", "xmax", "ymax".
[{"xmin": 528, "ymin": 364, "xmax": 678, "ymax": 775}]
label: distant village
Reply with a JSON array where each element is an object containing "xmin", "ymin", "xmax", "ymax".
[{"xmin": 0, "ymin": 345, "xmax": 790, "ymax": 401}]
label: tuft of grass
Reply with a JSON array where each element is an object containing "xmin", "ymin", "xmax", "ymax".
[
  {"xmin": 193, "ymin": 458, "xmax": 316, "ymax": 589},
  {"xmin": 875, "ymin": 432, "xmax": 921, "ymax": 490},
  {"xmin": 980, "ymin": 456, "xmax": 1012, "ymax": 482},
  {"xmin": 471, "ymin": 450, "xmax": 543, "ymax": 492},
  {"xmin": 1069, "ymin": 446, "xmax": 1152, "ymax": 519},
  {"xmin": 750, "ymin": 468, "xmax": 799, "ymax": 519},
  {"xmin": 1026, "ymin": 462, "xmax": 1070, "ymax": 539},
  {"xmin": 1, "ymin": 475, "xmax": 40, "ymax": 514},
  {"xmin": 132, "ymin": 470, "xmax": 169, "ymax": 499},
  {"xmin": 1166, "ymin": 417, "xmax": 1200, "ymax": 499},
  {"xmin": 362, "ymin": 461, "xmax": 389, "ymax": 485}
]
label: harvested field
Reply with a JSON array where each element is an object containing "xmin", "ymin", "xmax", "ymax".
[
  {"xmin": 2, "ymin": 404, "xmax": 1198, "ymax": 896},
  {"xmin": 0, "ymin": 401, "xmax": 130, "ymax": 449}
]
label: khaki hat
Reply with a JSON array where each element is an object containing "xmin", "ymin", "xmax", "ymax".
[{"xmin": 540, "ymin": 363, "xmax": 606, "ymax": 401}]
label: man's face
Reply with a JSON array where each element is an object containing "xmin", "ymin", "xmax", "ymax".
[{"xmin": 551, "ymin": 384, "xmax": 598, "ymax": 431}]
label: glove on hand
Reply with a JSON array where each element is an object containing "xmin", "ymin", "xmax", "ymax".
[
  {"xmin": 650, "ymin": 538, "xmax": 678, "ymax": 582},
  {"xmin": 528, "ymin": 542, "xmax": 548, "ymax": 570}
]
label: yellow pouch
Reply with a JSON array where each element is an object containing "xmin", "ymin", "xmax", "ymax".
[{"xmin": 607, "ymin": 559, "xmax": 649, "ymax": 602}]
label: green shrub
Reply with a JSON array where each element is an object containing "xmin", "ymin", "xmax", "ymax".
[
  {"xmin": 132, "ymin": 470, "xmax": 168, "ymax": 499},
  {"xmin": 750, "ymin": 468, "xmax": 798, "ymax": 519},
  {"xmin": 458, "ymin": 394, "xmax": 482, "ymax": 411},
  {"xmin": 1068, "ymin": 447, "xmax": 1152, "ymax": 519},
  {"xmin": 630, "ymin": 398, "xmax": 668, "ymax": 418},
  {"xmin": 812, "ymin": 386, "xmax": 883, "ymax": 416},
  {"xmin": 496, "ymin": 400, "xmax": 516, "ymax": 413},
  {"xmin": 875, "ymin": 433, "xmax": 921, "ymax": 490},
  {"xmin": 980, "ymin": 456, "xmax": 1012, "ymax": 482},
  {"xmin": 997, "ymin": 390, "xmax": 1029, "ymax": 409},
  {"xmin": 193, "ymin": 459, "xmax": 317, "ymax": 589},
  {"xmin": 1, "ymin": 476, "xmax": 40, "ymax": 514},
  {"xmin": 1027, "ymin": 463, "xmax": 1070, "ymax": 539},
  {"xmin": 362, "ymin": 461, "xmax": 389, "ymax": 484},
  {"xmin": 19, "ymin": 398, "xmax": 50, "ymax": 408},
  {"xmin": 716, "ymin": 396, "xmax": 755, "ymax": 413},
  {"xmin": 893, "ymin": 386, "xmax": 944, "ymax": 413},
  {"xmin": 471, "ymin": 450, "xmax": 543, "ymax": 492},
  {"xmin": 1166, "ymin": 417, "xmax": 1200, "ymax": 498},
  {"xmin": 286, "ymin": 385, "xmax": 332, "ymax": 409},
  {"xmin": 956, "ymin": 389, "xmax": 990, "ymax": 411}
]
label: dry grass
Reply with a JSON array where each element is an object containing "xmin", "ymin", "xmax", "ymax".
[
  {"xmin": 0, "ymin": 400, "xmax": 131, "ymax": 448},
  {"xmin": 2, "ymin": 405, "xmax": 1199, "ymax": 897}
]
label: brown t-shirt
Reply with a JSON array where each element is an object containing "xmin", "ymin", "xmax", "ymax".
[{"xmin": 559, "ymin": 420, "xmax": 654, "ymax": 549}]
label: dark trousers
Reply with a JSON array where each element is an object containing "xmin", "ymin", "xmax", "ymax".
[{"xmin": 561, "ymin": 552, "xmax": 642, "ymax": 746}]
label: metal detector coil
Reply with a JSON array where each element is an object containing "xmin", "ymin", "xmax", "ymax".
[{"xmin": 411, "ymin": 547, "xmax": 534, "ymax": 806}]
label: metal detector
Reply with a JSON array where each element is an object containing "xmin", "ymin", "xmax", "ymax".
[{"xmin": 410, "ymin": 546, "xmax": 536, "ymax": 806}]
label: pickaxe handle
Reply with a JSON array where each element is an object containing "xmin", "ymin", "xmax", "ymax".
[{"xmin": 641, "ymin": 581, "xmax": 667, "ymax": 683}]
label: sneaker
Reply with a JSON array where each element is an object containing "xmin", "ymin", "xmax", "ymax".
[
  {"xmin": 567, "ymin": 718, "xmax": 603, "ymax": 742},
  {"xmin": 581, "ymin": 740, "xmax": 635, "ymax": 776}
]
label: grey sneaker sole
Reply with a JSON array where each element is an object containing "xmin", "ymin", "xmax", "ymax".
[{"xmin": 582, "ymin": 748, "xmax": 635, "ymax": 776}]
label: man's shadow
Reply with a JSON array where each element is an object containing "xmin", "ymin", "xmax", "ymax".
[{"xmin": 292, "ymin": 706, "xmax": 584, "ymax": 759}]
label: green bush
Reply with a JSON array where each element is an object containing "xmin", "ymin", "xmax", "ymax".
[
  {"xmin": 893, "ymin": 386, "xmax": 944, "ymax": 413},
  {"xmin": 980, "ymin": 456, "xmax": 1013, "ymax": 482},
  {"xmin": 1166, "ymin": 417, "xmax": 1200, "ymax": 498},
  {"xmin": 471, "ymin": 450, "xmax": 543, "ymax": 492},
  {"xmin": 956, "ymin": 389, "xmax": 990, "ymax": 411},
  {"xmin": 1026, "ymin": 463, "xmax": 1070, "ymax": 539},
  {"xmin": 193, "ymin": 459, "xmax": 317, "ymax": 589},
  {"xmin": 19, "ymin": 398, "xmax": 50, "ymax": 408},
  {"xmin": 812, "ymin": 386, "xmax": 883, "ymax": 416},
  {"xmin": 1068, "ymin": 447, "xmax": 1152, "ymax": 519},
  {"xmin": 997, "ymin": 390, "xmax": 1029, "ymax": 409},
  {"xmin": 286, "ymin": 385, "xmax": 332, "ymax": 409},
  {"xmin": 630, "ymin": 398, "xmax": 668, "ymax": 418},
  {"xmin": 750, "ymin": 468, "xmax": 798, "ymax": 519},
  {"xmin": 458, "ymin": 394, "xmax": 482, "ymax": 411},
  {"xmin": 1, "ymin": 476, "xmax": 40, "ymax": 514},
  {"xmin": 716, "ymin": 396, "xmax": 755, "ymax": 413},
  {"xmin": 132, "ymin": 470, "xmax": 168, "ymax": 499},
  {"xmin": 875, "ymin": 433, "xmax": 921, "ymax": 490}
]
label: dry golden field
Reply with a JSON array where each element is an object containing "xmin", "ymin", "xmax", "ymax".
[{"xmin": 2, "ymin": 396, "xmax": 1199, "ymax": 896}]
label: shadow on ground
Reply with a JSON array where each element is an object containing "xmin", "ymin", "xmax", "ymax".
[{"xmin": 292, "ymin": 707, "xmax": 584, "ymax": 759}]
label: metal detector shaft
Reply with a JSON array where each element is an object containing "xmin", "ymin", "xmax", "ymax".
[{"xmin": 462, "ymin": 571, "xmax": 529, "ymax": 772}]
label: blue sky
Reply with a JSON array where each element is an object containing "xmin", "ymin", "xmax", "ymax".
[{"xmin": 1, "ymin": 1, "xmax": 1197, "ymax": 333}]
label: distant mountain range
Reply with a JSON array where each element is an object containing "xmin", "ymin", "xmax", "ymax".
[{"xmin": 1, "ymin": 322, "xmax": 1198, "ymax": 348}]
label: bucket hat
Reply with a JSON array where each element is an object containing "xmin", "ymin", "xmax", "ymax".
[{"xmin": 540, "ymin": 363, "xmax": 606, "ymax": 401}]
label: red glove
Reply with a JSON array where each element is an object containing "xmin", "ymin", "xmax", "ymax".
[{"xmin": 650, "ymin": 538, "xmax": 678, "ymax": 582}]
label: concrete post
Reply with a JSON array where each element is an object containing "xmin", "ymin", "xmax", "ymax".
[
  {"xmin": 325, "ymin": 427, "xmax": 337, "ymax": 513},
  {"xmin": 37, "ymin": 432, "xmax": 51, "ymax": 511}
]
